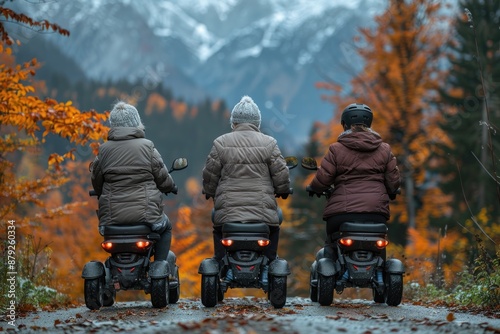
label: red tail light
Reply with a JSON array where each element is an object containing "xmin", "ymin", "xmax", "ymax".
[
  {"xmin": 339, "ymin": 238, "xmax": 353, "ymax": 247},
  {"xmin": 376, "ymin": 239, "xmax": 389, "ymax": 249},
  {"xmin": 101, "ymin": 242, "xmax": 113, "ymax": 250},
  {"xmin": 136, "ymin": 241, "xmax": 150, "ymax": 248},
  {"xmin": 257, "ymin": 239, "xmax": 270, "ymax": 247},
  {"xmin": 221, "ymin": 239, "xmax": 233, "ymax": 247}
]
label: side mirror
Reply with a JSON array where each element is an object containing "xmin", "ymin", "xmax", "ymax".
[
  {"xmin": 301, "ymin": 157, "xmax": 318, "ymax": 170},
  {"xmin": 170, "ymin": 158, "xmax": 188, "ymax": 172},
  {"xmin": 285, "ymin": 156, "xmax": 298, "ymax": 169}
]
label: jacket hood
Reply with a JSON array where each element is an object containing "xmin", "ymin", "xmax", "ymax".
[
  {"xmin": 108, "ymin": 127, "xmax": 146, "ymax": 141},
  {"xmin": 338, "ymin": 128, "xmax": 382, "ymax": 152},
  {"xmin": 232, "ymin": 123, "xmax": 261, "ymax": 132}
]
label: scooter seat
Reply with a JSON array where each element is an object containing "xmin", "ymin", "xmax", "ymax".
[
  {"xmin": 339, "ymin": 222, "xmax": 387, "ymax": 234},
  {"xmin": 222, "ymin": 222, "xmax": 270, "ymax": 234},
  {"xmin": 101, "ymin": 225, "xmax": 152, "ymax": 236}
]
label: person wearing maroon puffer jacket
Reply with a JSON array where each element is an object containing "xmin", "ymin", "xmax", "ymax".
[{"xmin": 307, "ymin": 103, "xmax": 401, "ymax": 249}]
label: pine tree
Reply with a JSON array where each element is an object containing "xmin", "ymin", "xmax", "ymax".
[{"xmin": 438, "ymin": 0, "xmax": 500, "ymax": 226}]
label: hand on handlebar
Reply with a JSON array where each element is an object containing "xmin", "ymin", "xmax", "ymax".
[
  {"xmin": 164, "ymin": 185, "xmax": 178, "ymax": 196},
  {"xmin": 202, "ymin": 189, "xmax": 214, "ymax": 200},
  {"xmin": 306, "ymin": 185, "xmax": 320, "ymax": 198}
]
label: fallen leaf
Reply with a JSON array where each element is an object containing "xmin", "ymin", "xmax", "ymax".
[{"xmin": 446, "ymin": 313, "xmax": 455, "ymax": 322}]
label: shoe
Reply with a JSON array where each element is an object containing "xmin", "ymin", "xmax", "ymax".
[
  {"xmin": 260, "ymin": 265, "xmax": 269, "ymax": 285},
  {"xmin": 224, "ymin": 269, "xmax": 233, "ymax": 283}
]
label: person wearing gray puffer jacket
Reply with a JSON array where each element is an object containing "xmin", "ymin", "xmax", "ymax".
[
  {"xmin": 91, "ymin": 101, "xmax": 177, "ymax": 261},
  {"xmin": 307, "ymin": 103, "xmax": 401, "ymax": 242},
  {"xmin": 202, "ymin": 95, "xmax": 291, "ymax": 266}
]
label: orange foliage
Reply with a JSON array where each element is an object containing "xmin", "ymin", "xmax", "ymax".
[
  {"xmin": 170, "ymin": 204, "xmax": 213, "ymax": 297},
  {"xmin": 0, "ymin": 6, "xmax": 69, "ymax": 45},
  {"xmin": 144, "ymin": 92, "xmax": 167, "ymax": 115},
  {"xmin": 0, "ymin": 10, "xmax": 109, "ymax": 302},
  {"xmin": 170, "ymin": 100, "xmax": 188, "ymax": 121},
  {"xmin": 316, "ymin": 0, "xmax": 452, "ymax": 226}
]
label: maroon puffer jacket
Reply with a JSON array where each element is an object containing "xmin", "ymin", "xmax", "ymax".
[{"xmin": 310, "ymin": 128, "xmax": 400, "ymax": 220}]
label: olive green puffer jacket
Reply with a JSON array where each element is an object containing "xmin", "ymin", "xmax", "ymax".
[{"xmin": 91, "ymin": 127, "xmax": 176, "ymax": 228}]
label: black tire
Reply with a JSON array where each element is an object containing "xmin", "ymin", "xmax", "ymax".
[
  {"xmin": 217, "ymin": 281, "xmax": 224, "ymax": 302},
  {"xmin": 84, "ymin": 278, "xmax": 103, "ymax": 310},
  {"xmin": 102, "ymin": 289, "xmax": 115, "ymax": 307},
  {"xmin": 373, "ymin": 287, "xmax": 385, "ymax": 303},
  {"xmin": 201, "ymin": 275, "xmax": 218, "ymax": 307},
  {"xmin": 317, "ymin": 274, "xmax": 334, "ymax": 306},
  {"xmin": 386, "ymin": 274, "xmax": 403, "ymax": 306},
  {"xmin": 168, "ymin": 267, "xmax": 180, "ymax": 304},
  {"xmin": 151, "ymin": 277, "xmax": 169, "ymax": 308},
  {"xmin": 310, "ymin": 270, "xmax": 318, "ymax": 302},
  {"xmin": 269, "ymin": 275, "xmax": 287, "ymax": 309}
]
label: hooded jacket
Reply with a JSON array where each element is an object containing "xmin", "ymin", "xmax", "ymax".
[
  {"xmin": 202, "ymin": 123, "xmax": 291, "ymax": 226},
  {"xmin": 91, "ymin": 127, "xmax": 176, "ymax": 228},
  {"xmin": 310, "ymin": 128, "xmax": 400, "ymax": 220}
]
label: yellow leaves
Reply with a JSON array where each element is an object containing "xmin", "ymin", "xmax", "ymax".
[{"xmin": 48, "ymin": 153, "xmax": 65, "ymax": 170}]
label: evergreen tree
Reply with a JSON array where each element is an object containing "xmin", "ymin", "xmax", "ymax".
[{"xmin": 438, "ymin": 0, "xmax": 500, "ymax": 225}]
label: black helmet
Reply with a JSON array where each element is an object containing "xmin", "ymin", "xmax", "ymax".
[{"xmin": 341, "ymin": 103, "xmax": 373, "ymax": 128}]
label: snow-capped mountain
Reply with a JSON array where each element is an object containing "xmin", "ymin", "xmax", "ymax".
[{"xmin": 15, "ymin": 0, "xmax": 385, "ymax": 146}]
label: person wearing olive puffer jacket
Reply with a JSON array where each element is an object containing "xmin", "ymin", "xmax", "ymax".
[
  {"xmin": 202, "ymin": 95, "xmax": 291, "ymax": 280},
  {"xmin": 307, "ymin": 103, "xmax": 401, "ymax": 243},
  {"xmin": 90, "ymin": 101, "xmax": 177, "ymax": 261}
]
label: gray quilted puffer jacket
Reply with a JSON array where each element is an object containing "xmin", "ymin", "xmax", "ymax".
[
  {"xmin": 202, "ymin": 123, "xmax": 291, "ymax": 226},
  {"xmin": 91, "ymin": 127, "xmax": 176, "ymax": 228}
]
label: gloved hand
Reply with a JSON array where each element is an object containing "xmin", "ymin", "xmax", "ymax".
[
  {"xmin": 275, "ymin": 193, "xmax": 289, "ymax": 200},
  {"xmin": 170, "ymin": 185, "xmax": 178, "ymax": 195},
  {"xmin": 205, "ymin": 193, "xmax": 213, "ymax": 200},
  {"xmin": 306, "ymin": 185, "xmax": 319, "ymax": 197},
  {"xmin": 389, "ymin": 193, "xmax": 397, "ymax": 200}
]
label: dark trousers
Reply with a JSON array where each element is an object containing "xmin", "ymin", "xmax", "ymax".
[
  {"xmin": 213, "ymin": 225, "xmax": 280, "ymax": 263},
  {"xmin": 154, "ymin": 222, "xmax": 172, "ymax": 261}
]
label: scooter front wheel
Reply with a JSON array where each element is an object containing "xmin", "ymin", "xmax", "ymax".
[
  {"xmin": 168, "ymin": 266, "xmax": 180, "ymax": 304},
  {"xmin": 309, "ymin": 268, "xmax": 318, "ymax": 302},
  {"xmin": 201, "ymin": 275, "xmax": 218, "ymax": 307}
]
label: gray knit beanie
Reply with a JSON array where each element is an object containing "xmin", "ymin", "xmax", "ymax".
[
  {"xmin": 109, "ymin": 101, "xmax": 143, "ymax": 128},
  {"xmin": 230, "ymin": 95, "xmax": 261, "ymax": 128}
]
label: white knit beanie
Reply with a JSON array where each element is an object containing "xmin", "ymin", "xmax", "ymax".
[
  {"xmin": 109, "ymin": 101, "xmax": 143, "ymax": 128},
  {"xmin": 230, "ymin": 95, "xmax": 261, "ymax": 128}
]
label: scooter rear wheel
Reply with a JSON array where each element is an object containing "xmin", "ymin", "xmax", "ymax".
[
  {"xmin": 317, "ymin": 274, "xmax": 334, "ymax": 306},
  {"xmin": 201, "ymin": 275, "xmax": 218, "ymax": 307},
  {"xmin": 84, "ymin": 278, "xmax": 103, "ymax": 310},
  {"xmin": 386, "ymin": 274, "xmax": 403, "ymax": 306},
  {"xmin": 151, "ymin": 277, "xmax": 170, "ymax": 308},
  {"xmin": 269, "ymin": 275, "xmax": 287, "ymax": 309}
]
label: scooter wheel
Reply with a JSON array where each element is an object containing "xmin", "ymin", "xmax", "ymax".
[
  {"xmin": 386, "ymin": 274, "xmax": 403, "ymax": 306},
  {"xmin": 84, "ymin": 278, "xmax": 103, "ymax": 310},
  {"xmin": 269, "ymin": 276, "xmax": 287, "ymax": 309},
  {"xmin": 201, "ymin": 275, "xmax": 218, "ymax": 307},
  {"xmin": 317, "ymin": 274, "xmax": 334, "ymax": 306},
  {"xmin": 151, "ymin": 277, "xmax": 169, "ymax": 308},
  {"xmin": 168, "ymin": 266, "xmax": 180, "ymax": 304}
]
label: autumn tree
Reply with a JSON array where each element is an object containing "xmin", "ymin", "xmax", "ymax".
[
  {"xmin": 438, "ymin": 0, "xmax": 500, "ymax": 239},
  {"xmin": 0, "ymin": 3, "xmax": 109, "ymax": 306},
  {"xmin": 315, "ymin": 0, "xmax": 464, "ymax": 284}
]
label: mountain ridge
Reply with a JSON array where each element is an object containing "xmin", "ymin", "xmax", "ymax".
[{"xmin": 14, "ymin": 0, "xmax": 384, "ymax": 144}]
